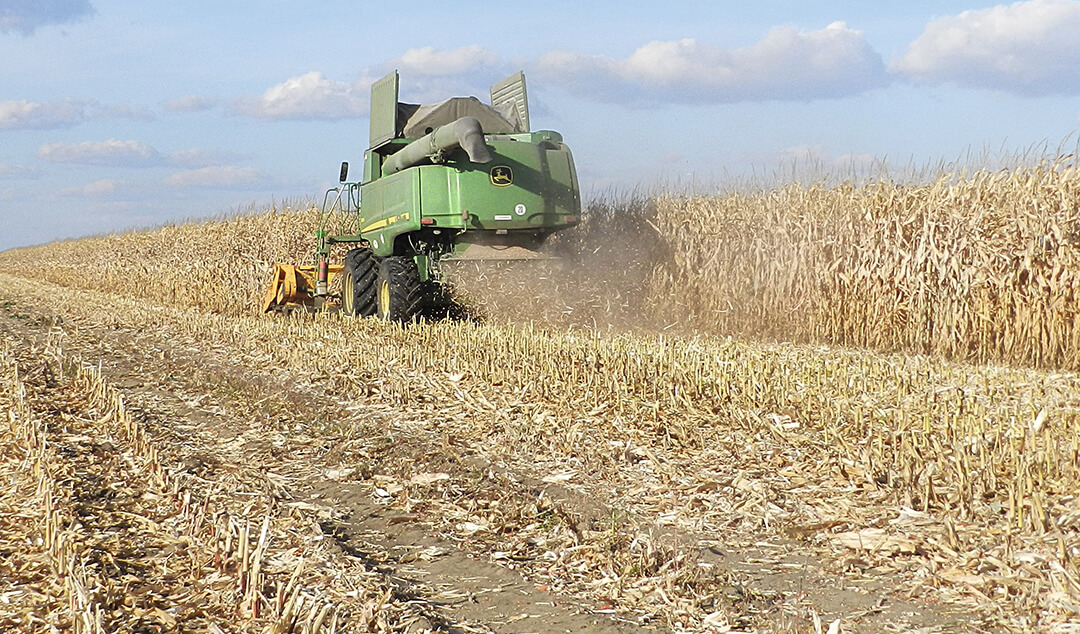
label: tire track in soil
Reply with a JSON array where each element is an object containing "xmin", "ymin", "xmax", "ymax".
[
  {"xmin": 0, "ymin": 282, "xmax": 653, "ymax": 633},
  {"xmin": 0, "ymin": 275, "xmax": 980, "ymax": 633}
]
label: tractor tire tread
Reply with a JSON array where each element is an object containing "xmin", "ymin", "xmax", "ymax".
[
  {"xmin": 343, "ymin": 247, "xmax": 378, "ymax": 317},
  {"xmin": 378, "ymin": 256, "xmax": 424, "ymax": 322}
]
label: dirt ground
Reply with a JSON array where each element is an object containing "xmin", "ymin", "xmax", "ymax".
[{"xmin": 0, "ymin": 275, "xmax": 1006, "ymax": 633}]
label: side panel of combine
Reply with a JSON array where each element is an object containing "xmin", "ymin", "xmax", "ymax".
[
  {"xmin": 369, "ymin": 72, "xmax": 399, "ymax": 148},
  {"xmin": 358, "ymin": 169, "xmax": 422, "ymax": 256},
  {"xmin": 490, "ymin": 71, "xmax": 529, "ymax": 132}
]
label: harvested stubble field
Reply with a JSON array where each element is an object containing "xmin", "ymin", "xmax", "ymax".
[{"xmin": 2, "ymin": 162, "xmax": 1080, "ymax": 633}]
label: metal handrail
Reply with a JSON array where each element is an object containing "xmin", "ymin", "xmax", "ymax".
[{"xmin": 317, "ymin": 182, "xmax": 363, "ymax": 247}]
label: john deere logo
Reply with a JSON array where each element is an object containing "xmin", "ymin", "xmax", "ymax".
[{"xmin": 489, "ymin": 166, "xmax": 513, "ymax": 187}]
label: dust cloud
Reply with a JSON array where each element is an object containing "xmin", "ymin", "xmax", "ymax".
[{"xmin": 439, "ymin": 195, "xmax": 680, "ymax": 333}]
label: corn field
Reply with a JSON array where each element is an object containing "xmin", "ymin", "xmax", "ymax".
[
  {"xmin": 650, "ymin": 160, "xmax": 1080, "ymax": 369},
  {"xmin": 2, "ymin": 162, "xmax": 1080, "ymax": 631},
  {"xmin": 3, "ymin": 161, "xmax": 1080, "ymax": 369},
  {"xmin": 0, "ymin": 206, "xmax": 319, "ymax": 316}
]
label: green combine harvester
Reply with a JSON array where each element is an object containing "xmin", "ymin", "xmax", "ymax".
[{"xmin": 263, "ymin": 70, "xmax": 582, "ymax": 321}]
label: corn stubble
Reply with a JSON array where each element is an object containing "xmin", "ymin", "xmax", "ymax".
[
  {"xmin": 7, "ymin": 275, "xmax": 1080, "ymax": 630},
  {"xmin": 1, "ymin": 161, "xmax": 1080, "ymax": 629}
]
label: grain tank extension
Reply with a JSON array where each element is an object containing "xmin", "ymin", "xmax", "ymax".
[{"xmin": 262, "ymin": 70, "xmax": 582, "ymax": 320}]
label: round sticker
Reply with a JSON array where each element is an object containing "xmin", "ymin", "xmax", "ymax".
[{"xmin": 514, "ymin": 203, "xmax": 527, "ymax": 216}]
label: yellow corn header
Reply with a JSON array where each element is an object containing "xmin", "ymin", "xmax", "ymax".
[{"xmin": 261, "ymin": 263, "xmax": 343, "ymax": 313}]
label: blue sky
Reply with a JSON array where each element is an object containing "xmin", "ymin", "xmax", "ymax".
[{"xmin": 2, "ymin": 0, "xmax": 1079, "ymax": 251}]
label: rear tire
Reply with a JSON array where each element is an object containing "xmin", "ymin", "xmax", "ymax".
[
  {"xmin": 341, "ymin": 248, "xmax": 377, "ymax": 317},
  {"xmin": 376, "ymin": 256, "xmax": 424, "ymax": 322}
]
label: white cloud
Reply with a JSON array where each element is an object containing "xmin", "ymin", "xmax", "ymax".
[
  {"xmin": 58, "ymin": 179, "xmax": 123, "ymax": 198},
  {"xmin": 771, "ymin": 145, "xmax": 887, "ymax": 182},
  {"xmin": 38, "ymin": 140, "xmax": 161, "ymax": 166},
  {"xmin": 0, "ymin": 163, "xmax": 39, "ymax": 179},
  {"xmin": 233, "ymin": 48, "xmax": 505, "ymax": 121},
  {"xmin": 162, "ymin": 96, "xmax": 219, "ymax": 112},
  {"xmin": 777, "ymin": 144, "xmax": 829, "ymax": 164},
  {"xmin": 36, "ymin": 140, "xmax": 249, "ymax": 171},
  {"xmin": 0, "ymin": 99, "xmax": 85, "ymax": 129},
  {"xmin": 234, "ymin": 72, "xmax": 368, "ymax": 120},
  {"xmin": 0, "ymin": 99, "xmax": 151, "ymax": 129},
  {"xmin": 393, "ymin": 45, "xmax": 500, "ymax": 76},
  {"xmin": 99, "ymin": 103, "xmax": 155, "ymax": 121},
  {"xmin": 165, "ymin": 166, "xmax": 260, "ymax": 188},
  {"xmin": 168, "ymin": 148, "xmax": 247, "ymax": 168},
  {"xmin": 535, "ymin": 22, "xmax": 888, "ymax": 104},
  {"xmin": 893, "ymin": 0, "xmax": 1080, "ymax": 95},
  {"xmin": 0, "ymin": 0, "xmax": 94, "ymax": 35}
]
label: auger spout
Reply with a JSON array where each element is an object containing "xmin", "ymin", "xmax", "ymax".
[{"xmin": 381, "ymin": 116, "xmax": 492, "ymax": 177}]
